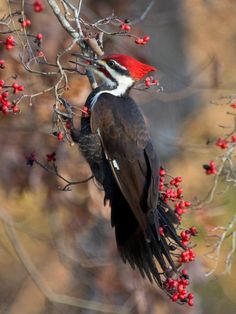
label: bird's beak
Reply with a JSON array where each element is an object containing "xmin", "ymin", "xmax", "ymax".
[{"xmin": 70, "ymin": 53, "xmax": 106, "ymax": 71}]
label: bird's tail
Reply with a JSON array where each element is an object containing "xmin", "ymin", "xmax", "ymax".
[{"xmin": 111, "ymin": 191, "xmax": 187, "ymax": 288}]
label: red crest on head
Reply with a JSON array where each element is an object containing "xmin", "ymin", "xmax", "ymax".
[{"xmin": 102, "ymin": 54, "xmax": 156, "ymax": 80}]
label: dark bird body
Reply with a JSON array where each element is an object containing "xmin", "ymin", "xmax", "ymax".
[{"xmin": 71, "ymin": 55, "xmax": 182, "ymax": 285}]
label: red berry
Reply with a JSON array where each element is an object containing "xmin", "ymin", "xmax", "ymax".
[
  {"xmin": 17, "ymin": 85, "xmax": 24, "ymax": 91},
  {"xmin": 6, "ymin": 35, "xmax": 14, "ymax": 43},
  {"xmin": 1, "ymin": 105, "xmax": 9, "ymax": 114},
  {"xmin": 34, "ymin": 0, "xmax": 44, "ymax": 12},
  {"xmin": 189, "ymin": 226, "xmax": 198, "ymax": 236},
  {"xmin": 172, "ymin": 293, "xmax": 179, "ymax": 302},
  {"xmin": 21, "ymin": 19, "xmax": 31, "ymax": 28},
  {"xmin": 231, "ymin": 135, "xmax": 236, "ymax": 142},
  {"xmin": 188, "ymin": 299, "xmax": 194, "ymax": 306},
  {"xmin": 184, "ymin": 201, "xmax": 191, "ymax": 207},
  {"xmin": 12, "ymin": 83, "xmax": 18, "ymax": 89},
  {"xmin": 12, "ymin": 105, "xmax": 20, "ymax": 113},
  {"xmin": 216, "ymin": 138, "xmax": 228, "ymax": 149},
  {"xmin": 160, "ymin": 167, "xmax": 166, "ymax": 176},
  {"xmin": 57, "ymin": 131, "xmax": 64, "ymax": 141},
  {"xmin": 120, "ymin": 23, "xmax": 131, "ymax": 31},
  {"xmin": 2, "ymin": 91, "xmax": 8, "ymax": 98},
  {"xmin": 6, "ymin": 44, "xmax": 14, "ymax": 50},
  {"xmin": 66, "ymin": 120, "xmax": 71, "ymax": 129},
  {"xmin": 21, "ymin": 21, "xmax": 27, "ymax": 28},
  {"xmin": 159, "ymin": 227, "xmax": 165, "ymax": 236},
  {"xmin": 177, "ymin": 188, "xmax": 184, "ymax": 195},
  {"xmin": 37, "ymin": 33, "xmax": 43, "ymax": 40},
  {"xmin": 143, "ymin": 36, "xmax": 150, "ymax": 42},
  {"xmin": 145, "ymin": 80, "xmax": 151, "ymax": 87},
  {"xmin": 178, "ymin": 284, "xmax": 185, "ymax": 293},
  {"xmin": 188, "ymin": 293, "xmax": 194, "ymax": 300},
  {"xmin": 135, "ymin": 38, "xmax": 144, "ymax": 45}
]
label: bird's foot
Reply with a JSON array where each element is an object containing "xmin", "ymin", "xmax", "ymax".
[{"xmin": 55, "ymin": 97, "xmax": 74, "ymax": 120}]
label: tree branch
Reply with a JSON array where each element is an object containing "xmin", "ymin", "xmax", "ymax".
[{"xmin": 0, "ymin": 208, "xmax": 129, "ymax": 314}]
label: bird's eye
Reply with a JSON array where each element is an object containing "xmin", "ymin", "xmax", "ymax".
[{"xmin": 107, "ymin": 60, "xmax": 115, "ymax": 67}]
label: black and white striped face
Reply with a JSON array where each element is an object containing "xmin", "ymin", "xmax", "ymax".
[{"xmin": 92, "ymin": 59, "xmax": 134, "ymax": 95}]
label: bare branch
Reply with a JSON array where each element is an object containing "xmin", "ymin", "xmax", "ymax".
[
  {"xmin": 47, "ymin": 0, "xmax": 82, "ymax": 42},
  {"xmin": 205, "ymin": 214, "xmax": 236, "ymax": 276},
  {"xmin": 0, "ymin": 208, "xmax": 129, "ymax": 314}
]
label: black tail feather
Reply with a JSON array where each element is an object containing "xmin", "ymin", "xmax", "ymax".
[{"xmin": 111, "ymin": 185, "xmax": 183, "ymax": 286}]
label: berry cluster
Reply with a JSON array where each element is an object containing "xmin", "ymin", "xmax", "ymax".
[
  {"xmin": 12, "ymin": 83, "xmax": 24, "ymax": 94},
  {"xmin": 179, "ymin": 248, "xmax": 196, "ymax": 264},
  {"xmin": 120, "ymin": 23, "xmax": 131, "ymax": 32},
  {"xmin": 145, "ymin": 76, "xmax": 159, "ymax": 88},
  {"xmin": 203, "ymin": 160, "xmax": 217, "ymax": 175},
  {"xmin": 0, "ymin": 78, "xmax": 23, "ymax": 114},
  {"xmin": 215, "ymin": 135, "xmax": 236, "ymax": 149},
  {"xmin": 135, "ymin": 36, "xmax": 150, "ymax": 45},
  {"xmin": 216, "ymin": 137, "xmax": 228, "ymax": 149},
  {"xmin": 52, "ymin": 131, "xmax": 64, "ymax": 141},
  {"xmin": 4, "ymin": 35, "xmax": 15, "ymax": 50},
  {"xmin": 158, "ymin": 167, "xmax": 197, "ymax": 305},
  {"xmin": 21, "ymin": 19, "xmax": 31, "ymax": 28},
  {"xmin": 165, "ymin": 269, "xmax": 194, "ymax": 306},
  {"xmin": 159, "ymin": 168, "xmax": 192, "ymax": 219}
]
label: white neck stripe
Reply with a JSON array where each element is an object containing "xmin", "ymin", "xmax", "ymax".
[{"xmin": 90, "ymin": 75, "xmax": 134, "ymax": 110}]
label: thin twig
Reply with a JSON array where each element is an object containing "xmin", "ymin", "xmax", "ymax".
[{"xmin": 0, "ymin": 208, "xmax": 129, "ymax": 314}]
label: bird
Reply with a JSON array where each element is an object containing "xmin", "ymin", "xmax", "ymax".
[{"xmin": 69, "ymin": 54, "xmax": 183, "ymax": 288}]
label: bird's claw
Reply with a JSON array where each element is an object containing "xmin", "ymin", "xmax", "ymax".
[{"xmin": 54, "ymin": 97, "xmax": 74, "ymax": 120}]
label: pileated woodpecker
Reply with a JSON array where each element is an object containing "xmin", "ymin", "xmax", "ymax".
[{"xmin": 70, "ymin": 54, "xmax": 183, "ymax": 287}]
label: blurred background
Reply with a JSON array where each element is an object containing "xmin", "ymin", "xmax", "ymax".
[{"xmin": 0, "ymin": 0, "xmax": 236, "ymax": 313}]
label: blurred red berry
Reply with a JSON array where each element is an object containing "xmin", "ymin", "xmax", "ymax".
[
  {"xmin": 0, "ymin": 80, "xmax": 4, "ymax": 88},
  {"xmin": 231, "ymin": 135, "xmax": 236, "ymax": 142},
  {"xmin": 46, "ymin": 152, "xmax": 56, "ymax": 162},
  {"xmin": 203, "ymin": 160, "xmax": 217, "ymax": 175},
  {"xmin": 34, "ymin": 0, "xmax": 44, "ymax": 12},
  {"xmin": 37, "ymin": 33, "xmax": 43, "ymax": 40},
  {"xmin": 135, "ymin": 38, "xmax": 144, "ymax": 45},
  {"xmin": 120, "ymin": 23, "xmax": 131, "ymax": 31},
  {"xmin": 57, "ymin": 131, "xmax": 64, "ymax": 141},
  {"xmin": 143, "ymin": 35, "xmax": 150, "ymax": 43},
  {"xmin": 159, "ymin": 167, "xmax": 166, "ymax": 176},
  {"xmin": 66, "ymin": 120, "xmax": 71, "ymax": 129},
  {"xmin": 12, "ymin": 83, "xmax": 24, "ymax": 94},
  {"xmin": 216, "ymin": 137, "xmax": 228, "ymax": 149},
  {"xmin": 12, "ymin": 105, "xmax": 20, "ymax": 113},
  {"xmin": 21, "ymin": 19, "xmax": 31, "ymax": 28},
  {"xmin": 5, "ymin": 35, "xmax": 15, "ymax": 50}
]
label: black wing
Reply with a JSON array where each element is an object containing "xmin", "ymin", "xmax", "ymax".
[{"xmin": 91, "ymin": 93, "xmax": 159, "ymax": 234}]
